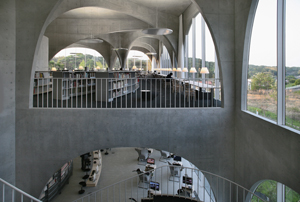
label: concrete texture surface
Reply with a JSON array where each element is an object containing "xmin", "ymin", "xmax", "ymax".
[{"xmin": 0, "ymin": 0, "xmax": 299, "ymax": 201}]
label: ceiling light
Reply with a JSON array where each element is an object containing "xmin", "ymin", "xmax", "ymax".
[
  {"xmin": 200, "ymin": 67, "xmax": 209, "ymax": 74},
  {"xmin": 142, "ymin": 28, "xmax": 173, "ymax": 35},
  {"xmin": 182, "ymin": 67, "xmax": 188, "ymax": 72},
  {"xmin": 190, "ymin": 67, "xmax": 197, "ymax": 73},
  {"xmin": 80, "ymin": 38, "xmax": 103, "ymax": 44},
  {"xmin": 177, "ymin": 68, "xmax": 182, "ymax": 72}
]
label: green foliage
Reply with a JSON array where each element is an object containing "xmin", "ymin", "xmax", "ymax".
[
  {"xmin": 295, "ymin": 79, "xmax": 300, "ymax": 85},
  {"xmin": 79, "ymin": 60, "xmax": 85, "ymax": 68},
  {"xmin": 247, "ymin": 106, "xmax": 277, "ymax": 121},
  {"xmin": 251, "ymin": 72, "xmax": 275, "ymax": 90},
  {"xmin": 50, "ymin": 54, "xmax": 106, "ymax": 70},
  {"xmin": 248, "ymin": 65, "xmax": 300, "ymax": 79}
]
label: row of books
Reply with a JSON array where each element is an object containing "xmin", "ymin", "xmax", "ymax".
[{"xmin": 113, "ymin": 72, "xmax": 131, "ymax": 78}]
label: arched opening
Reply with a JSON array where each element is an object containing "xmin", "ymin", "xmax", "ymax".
[
  {"xmin": 247, "ymin": 180, "xmax": 300, "ymax": 202},
  {"xmin": 39, "ymin": 147, "xmax": 216, "ymax": 202}
]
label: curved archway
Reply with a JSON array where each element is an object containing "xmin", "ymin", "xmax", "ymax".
[{"xmin": 246, "ymin": 179, "xmax": 300, "ymax": 202}]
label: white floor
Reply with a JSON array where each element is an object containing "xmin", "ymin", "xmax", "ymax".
[{"xmin": 51, "ymin": 147, "xmax": 212, "ymax": 202}]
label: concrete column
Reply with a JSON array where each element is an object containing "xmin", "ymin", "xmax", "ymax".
[
  {"xmin": 215, "ymin": 52, "xmax": 220, "ymax": 100},
  {"xmin": 0, "ymin": 2, "xmax": 16, "ymax": 201},
  {"xmin": 35, "ymin": 36, "xmax": 49, "ymax": 71},
  {"xmin": 178, "ymin": 14, "xmax": 184, "ymax": 78},
  {"xmin": 201, "ymin": 16, "xmax": 206, "ymax": 81}
]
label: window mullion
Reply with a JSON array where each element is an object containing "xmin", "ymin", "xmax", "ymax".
[{"xmin": 277, "ymin": 0, "xmax": 286, "ymax": 125}]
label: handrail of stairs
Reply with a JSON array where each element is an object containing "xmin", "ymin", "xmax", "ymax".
[
  {"xmin": 0, "ymin": 178, "xmax": 42, "ymax": 202},
  {"xmin": 72, "ymin": 165, "xmax": 267, "ymax": 202}
]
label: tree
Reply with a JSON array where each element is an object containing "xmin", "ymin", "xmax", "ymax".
[
  {"xmin": 251, "ymin": 72, "xmax": 275, "ymax": 90},
  {"xmin": 295, "ymin": 79, "xmax": 300, "ymax": 86},
  {"xmin": 79, "ymin": 60, "xmax": 85, "ymax": 68}
]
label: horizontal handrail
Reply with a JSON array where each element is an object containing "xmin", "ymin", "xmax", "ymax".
[
  {"xmin": 0, "ymin": 178, "xmax": 42, "ymax": 202},
  {"xmin": 73, "ymin": 165, "xmax": 266, "ymax": 202}
]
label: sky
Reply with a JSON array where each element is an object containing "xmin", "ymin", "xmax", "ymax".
[
  {"xmin": 249, "ymin": 0, "xmax": 300, "ymax": 67},
  {"xmin": 55, "ymin": 48, "xmax": 150, "ymax": 61}
]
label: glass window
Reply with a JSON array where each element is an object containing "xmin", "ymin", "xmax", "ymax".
[
  {"xmin": 50, "ymin": 47, "xmax": 105, "ymax": 71},
  {"xmin": 251, "ymin": 180, "xmax": 300, "ymax": 202},
  {"xmin": 285, "ymin": 0, "xmax": 300, "ymax": 130},
  {"xmin": 247, "ymin": 0, "xmax": 277, "ymax": 121},
  {"xmin": 205, "ymin": 23, "xmax": 215, "ymax": 78},
  {"xmin": 195, "ymin": 13, "xmax": 202, "ymax": 76}
]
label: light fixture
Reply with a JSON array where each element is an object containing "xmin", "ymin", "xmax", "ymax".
[
  {"xmin": 190, "ymin": 67, "xmax": 197, "ymax": 73},
  {"xmin": 172, "ymin": 68, "xmax": 177, "ymax": 71},
  {"xmin": 182, "ymin": 67, "xmax": 188, "ymax": 72},
  {"xmin": 96, "ymin": 66, "xmax": 100, "ymax": 71},
  {"xmin": 142, "ymin": 28, "xmax": 173, "ymax": 35},
  {"xmin": 112, "ymin": 47, "xmax": 128, "ymax": 51},
  {"xmin": 78, "ymin": 66, "xmax": 84, "ymax": 70},
  {"xmin": 200, "ymin": 67, "xmax": 209, "ymax": 74},
  {"xmin": 132, "ymin": 66, "xmax": 137, "ymax": 70},
  {"xmin": 146, "ymin": 52, "xmax": 157, "ymax": 55},
  {"xmin": 80, "ymin": 38, "xmax": 103, "ymax": 44},
  {"xmin": 177, "ymin": 68, "xmax": 182, "ymax": 72},
  {"xmin": 51, "ymin": 67, "xmax": 57, "ymax": 71},
  {"xmin": 141, "ymin": 7, "xmax": 173, "ymax": 35}
]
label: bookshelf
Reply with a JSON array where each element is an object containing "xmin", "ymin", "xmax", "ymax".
[
  {"xmin": 96, "ymin": 71, "xmax": 139, "ymax": 102},
  {"xmin": 52, "ymin": 71, "xmax": 96, "ymax": 100},
  {"xmin": 33, "ymin": 71, "xmax": 52, "ymax": 95},
  {"xmin": 39, "ymin": 160, "xmax": 73, "ymax": 202},
  {"xmin": 39, "ymin": 70, "xmax": 138, "ymax": 102}
]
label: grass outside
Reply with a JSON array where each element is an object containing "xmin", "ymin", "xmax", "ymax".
[{"xmin": 247, "ymin": 89, "xmax": 300, "ymax": 130}]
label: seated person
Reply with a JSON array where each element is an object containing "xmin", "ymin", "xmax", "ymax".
[{"xmin": 166, "ymin": 73, "xmax": 173, "ymax": 81}]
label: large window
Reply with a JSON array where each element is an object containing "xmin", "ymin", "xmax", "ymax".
[
  {"xmin": 50, "ymin": 47, "xmax": 107, "ymax": 71},
  {"xmin": 251, "ymin": 180, "xmax": 300, "ymax": 202},
  {"xmin": 285, "ymin": 0, "xmax": 300, "ymax": 130},
  {"xmin": 247, "ymin": 0, "xmax": 277, "ymax": 121},
  {"xmin": 247, "ymin": 0, "xmax": 300, "ymax": 131},
  {"xmin": 187, "ymin": 13, "xmax": 217, "ymax": 79}
]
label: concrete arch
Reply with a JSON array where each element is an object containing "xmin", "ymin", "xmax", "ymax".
[{"xmin": 241, "ymin": 0, "xmax": 259, "ymax": 110}]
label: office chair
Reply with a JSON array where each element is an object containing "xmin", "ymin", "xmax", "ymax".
[
  {"xmin": 177, "ymin": 189, "xmax": 191, "ymax": 197},
  {"xmin": 159, "ymin": 150, "xmax": 171, "ymax": 163},
  {"xmin": 168, "ymin": 162, "xmax": 182, "ymax": 182},
  {"xmin": 135, "ymin": 148, "xmax": 149, "ymax": 165},
  {"xmin": 134, "ymin": 169, "xmax": 152, "ymax": 189}
]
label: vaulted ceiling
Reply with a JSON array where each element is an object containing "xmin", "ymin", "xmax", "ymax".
[{"xmin": 44, "ymin": 0, "xmax": 195, "ymax": 68}]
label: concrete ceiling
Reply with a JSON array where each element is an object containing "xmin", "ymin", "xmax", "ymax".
[
  {"xmin": 45, "ymin": 0, "xmax": 194, "ymax": 68},
  {"xmin": 127, "ymin": 0, "xmax": 192, "ymax": 16}
]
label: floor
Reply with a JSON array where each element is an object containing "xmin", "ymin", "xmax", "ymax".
[{"xmin": 51, "ymin": 147, "xmax": 212, "ymax": 202}]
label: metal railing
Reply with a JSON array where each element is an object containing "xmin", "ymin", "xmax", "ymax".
[
  {"xmin": 0, "ymin": 178, "xmax": 42, "ymax": 202},
  {"xmin": 73, "ymin": 166, "xmax": 266, "ymax": 202},
  {"xmin": 32, "ymin": 77, "xmax": 221, "ymax": 109}
]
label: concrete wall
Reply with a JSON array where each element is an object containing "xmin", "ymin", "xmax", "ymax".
[
  {"xmin": 13, "ymin": 0, "xmax": 236, "ymax": 198},
  {"xmin": 235, "ymin": 0, "xmax": 300, "ymax": 194},
  {"xmin": 35, "ymin": 36, "xmax": 49, "ymax": 71},
  {"xmin": 0, "ymin": 0, "xmax": 16, "ymax": 186}
]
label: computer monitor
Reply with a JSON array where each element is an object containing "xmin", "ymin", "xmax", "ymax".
[
  {"xmin": 150, "ymin": 181, "xmax": 160, "ymax": 191},
  {"xmin": 182, "ymin": 176, "xmax": 193, "ymax": 185},
  {"xmin": 173, "ymin": 155, "xmax": 181, "ymax": 162},
  {"xmin": 147, "ymin": 158, "xmax": 155, "ymax": 164}
]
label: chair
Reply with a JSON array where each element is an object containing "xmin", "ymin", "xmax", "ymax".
[
  {"xmin": 177, "ymin": 189, "xmax": 191, "ymax": 197},
  {"xmin": 172, "ymin": 80, "xmax": 183, "ymax": 94},
  {"xmin": 168, "ymin": 162, "xmax": 182, "ymax": 182},
  {"xmin": 136, "ymin": 169, "xmax": 152, "ymax": 189},
  {"xmin": 184, "ymin": 83, "xmax": 196, "ymax": 102},
  {"xmin": 159, "ymin": 150, "xmax": 171, "ymax": 163},
  {"xmin": 135, "ymin": 148, "xmax": 149, "ymax": 165}
]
